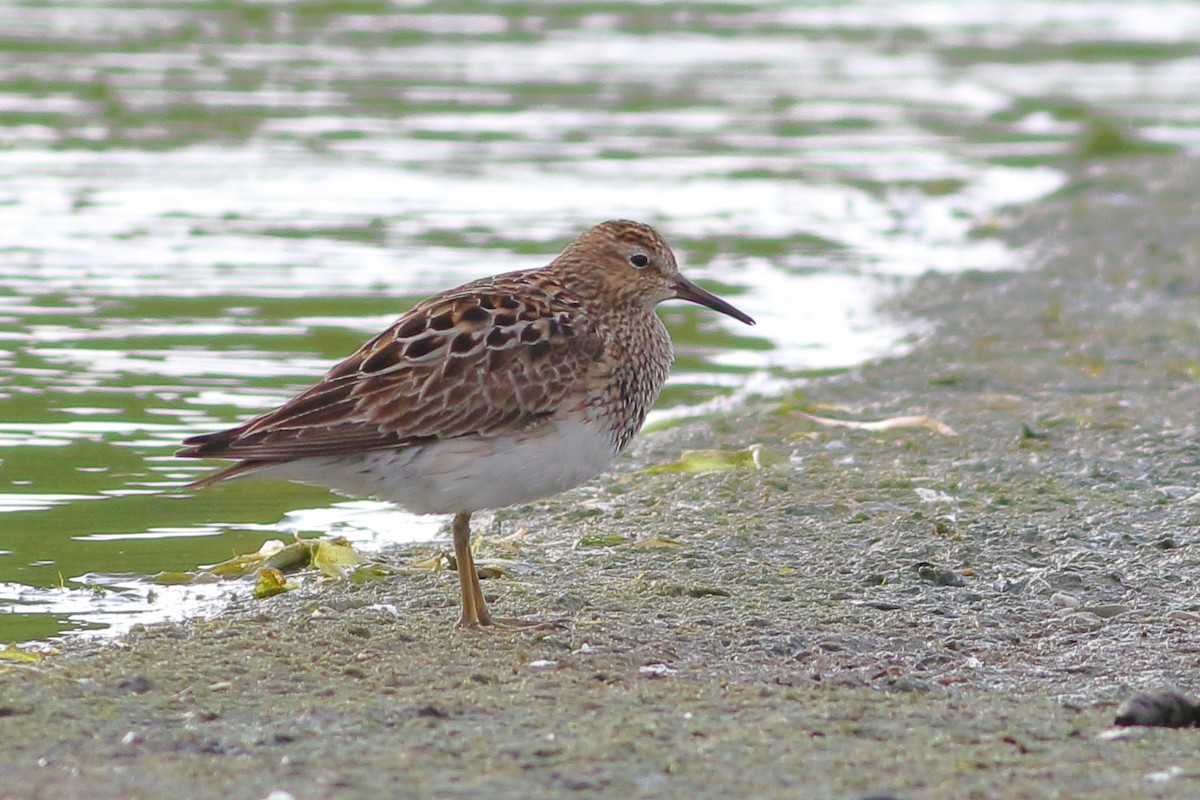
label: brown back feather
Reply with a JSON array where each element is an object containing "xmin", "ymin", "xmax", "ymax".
[{"xmin": 178, "ymin": 270, "xmax": 606, "ymax": 464}]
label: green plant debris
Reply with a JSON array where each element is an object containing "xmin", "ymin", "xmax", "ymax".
[
  {"xmin": 631, "ymin": 536, "xmax": 683, "ymax": 548},
  {"xmin": 1077, "ymin": 118, "xmax": 1177, "ymax": 158},
  {"xmin": 263, "ymin": 541, "xmax": 317, "ymax": 572},
  {"xmin": 0, "ymin": 644, "xmax": 45, "ymax": 664},
  {"xmin": 311, "ymin": 539, "xmax": 367, "ymax": 579},
  {"xmin": 640, "ymin": 444, "xmax": 786, "ymax": 475},
  {"xmin": 578, "ymin": 533, "xmax": 629, "ymax": 548},
  {"xmin": 253, "ymin": 567, "xmax": 296, "ymax": 599},
  {"xmin": 204, "ymin": 544, "xmax": 291, "ymax": 580},
  {"xmin": 347, "ymin": 564, "xmax": 398, "ymax": 584},
  {"xmin": 150, "ymin": 537, "xmax": 389, "ymax": 595}
]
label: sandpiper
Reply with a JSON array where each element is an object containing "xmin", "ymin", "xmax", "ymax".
[{"xmin": 178, "ymin": 220, "xmax": 755, "ymax": 628}]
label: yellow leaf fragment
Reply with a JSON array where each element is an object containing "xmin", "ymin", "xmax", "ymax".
[
  {"xmin": 263, "ymin": 540, "xmax": 316, "ymax": 572},
  {"xmin": 311, "ymin": 539, "xmax": 366, "ymax": 579},
  {"xmin": 348, "ymin": 564, "xmax": 397, "ymax": 584},
  {"xmin": 641, "ymin": 444, "xmax": 786, "ymax": 475},
  {"xmin": 203, "ymin": 539, "xmax": 316, "ymax": 579},
  {"xmin": 205, "ymin": 553, "xmax": 266, "ymax": 579},
  {"xmin": 796, "ymin": 412, "xmax": 957, "ymax": 436},
  {"xmin": 631, "ymin": 537, "xmax": 683, "ymax": 548},
  {"xmin": 579, "ymin": 533, "xmax": 628, "ymax": 548},
  {"xmin": 253, "ymin": 567, "xmax": 296, "ymax": 599},
  {"xmin": 407, "ymin": 552, "xmax": 447, "ymax": 571},
  {"xmin": 201, "ymin": 537, "xmax": 383, "ymax": 594},
  {"xmin": 0, "ymin": 644, "xmax": 45, "ymax": 663}
]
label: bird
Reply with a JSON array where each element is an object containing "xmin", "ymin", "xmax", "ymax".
[{"xmin": 177, "ymin": 219, "xmax": 755, "ymax": 628}]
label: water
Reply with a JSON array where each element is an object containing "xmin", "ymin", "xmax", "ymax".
[{"xmin": 3, "ymin": 0, "xmax": 1198, "ymax": 642}]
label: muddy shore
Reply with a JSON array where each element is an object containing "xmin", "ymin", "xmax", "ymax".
[{"xmin": 4, "ymin": 155, "xmax": 1200, "ymax": 799}]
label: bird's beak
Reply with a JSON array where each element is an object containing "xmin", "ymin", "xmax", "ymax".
[{"xmin": 671, "ymin": 276, "xmax": 755, "ymax": 326}]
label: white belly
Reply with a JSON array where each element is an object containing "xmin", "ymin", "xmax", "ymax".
[{"xmin": 256, "ymin": 416, "xmax": 620, "ymax": 514}]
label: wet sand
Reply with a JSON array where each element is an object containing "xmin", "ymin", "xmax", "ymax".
[{"xmin": 4, "ymin": 155, "xmax": 1200, "ymax": 799}]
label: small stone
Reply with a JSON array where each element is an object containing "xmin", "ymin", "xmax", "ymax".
[
  {"xmin": 114, "ymin": 675, "xmax": 153, "ymax": 694},
  {"xmin": 639, "ymin": 663, "xmax": 677, "ymax": 678},
  {"xmin": 416, "ymin": 704, "xmax": 448, "ymax": 719},
  {"xmin": 1115, "ymin": 691, "xmax": 1200, "ymax": 728},
  {"xmin": 1051, "ymin": 592, "xmax": 1081, "ymax": 608}
]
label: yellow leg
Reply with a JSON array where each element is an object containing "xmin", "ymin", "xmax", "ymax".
[
  {"xmin": 453, "ymin": 512, "xmax": 493, "ymax": 628},
  {"xmin": 451, "ymin": 512, "xmax": 561, "ymax": 631}
]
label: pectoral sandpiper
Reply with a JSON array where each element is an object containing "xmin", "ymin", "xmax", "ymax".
[{"xmin": 178, "ymin": 220, "xmax": 755, "ymax": 628}]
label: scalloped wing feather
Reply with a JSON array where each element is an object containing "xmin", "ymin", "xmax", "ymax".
[{"xmin": 178, "ymin": 271, "xmax": 606, "ymax": 463}]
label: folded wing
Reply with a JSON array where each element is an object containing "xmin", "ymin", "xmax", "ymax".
[{"xmin": 178, "ymin": 272, "xmax": 605, "ymax": 471}]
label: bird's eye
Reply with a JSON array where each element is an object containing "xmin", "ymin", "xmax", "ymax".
[{"xmin": 629, "ymin": 253, "xmax": 649, "ymax": 268}]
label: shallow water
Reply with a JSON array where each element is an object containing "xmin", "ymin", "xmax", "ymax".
[{"xmin": 2, "ymin": 0, "xmax": 1198, "ymax": 641}]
